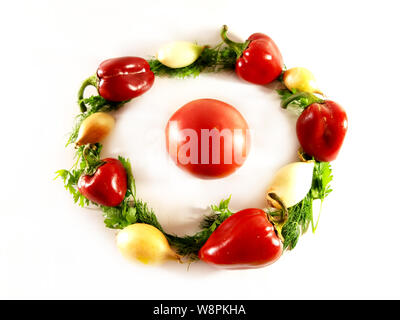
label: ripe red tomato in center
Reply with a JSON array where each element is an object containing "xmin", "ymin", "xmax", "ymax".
[{"xmin": 166, "ymin": 99, "xmax": 250, "ymax": 179}]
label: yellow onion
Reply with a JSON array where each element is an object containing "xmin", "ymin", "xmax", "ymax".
[
  {"xmin": 75, "ymin": 112, "xmax": 115, "ymax": 146},
  {"xmin": 266, "ymin": 161, "xmax": 314, "ymax": 209},
  {"xmin": 156, "ymin": 41, "xmax": 204, "ymax": 68},
  {"xmin": 283, "ymin": 67, "xmax": 323, "ymax": 95},
  {"xmin": 116, "ymin": 223, "xmax": 180, "ymax": 265}
]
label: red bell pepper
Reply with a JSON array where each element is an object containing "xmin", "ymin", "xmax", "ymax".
[
  {"xmin": 296, "ymin": 100, "xmax": 348, "ymax": 162},
  {"xmin": 221, "ymin": 25, "xmax": 283, "ymax": 85},
  {"xmin": 97, "ymin": 56, "xmax": 155, "ymax": 102},
  {"xmin": 78, "ymin": 158, "xmax": 127, "ymax": 207},
  {"xmin": 199, "ymin": 208, "xmax": 282, "ymax": 269}
]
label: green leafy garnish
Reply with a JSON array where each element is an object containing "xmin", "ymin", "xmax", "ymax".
[
  {"xmin": 310, "ymin": 161, "xmax": 333, "ymax": 232},
  {"xmin": 281, "ymin": 193, "xmax": 313, "ymax": 250},
  {"xmin": 278, "ymin": 160, "xmax": 333, "ymax": 250},
  {"xmin": 277, "ymin": 89, "xmax": 324, "ymax": 114},
  {"xmin": 167, "ymin": 197, "xmax": 234, "ymax": 259},
  {"xmin": 148, "ymin": 46, "xmax": 236, "ymax": 78},
  {"xmin": 55, "ymin": 143, "xmax": 103, "ymax": 207},
  {"xmin": 311, "ymin": 161, "xmax": 333, "ymax": 201}
]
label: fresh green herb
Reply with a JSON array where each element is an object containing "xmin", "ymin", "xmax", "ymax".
[
  {"xmin": 101, "ymin": 202, "xmax": 136, "ymax": 229},
  {"xmin": 100, "ymin": 156, "xmax": 165, "ymax": 230},
  {"xmin": 117, "ymin": 156, "xmax": 136, "ymax": 198},
  {"xmin": 166, "ymin": 197, "xmax": 234, "ymax": 260},
  {"xmin": 55, "ymin": 168, "xmax": 90, "ymax": 207},
  {"xmin": 279, "ymin": 160, "xmax": 333, "ymax": 250},
  {"xmin": 55, "ymin": 143, "xmax": 103, "ymax": 207},
  {"xmin": 281, "ymin": 193, "xmax": 313, "ymax": 250},
  {"xmin": 310, "ymin": 161, "xmax": 333, "ymax": 232},
  {"xmin": 277, "ymin": 89, "xmax": 324, "ymax": 115},
  {"xmin": 148, "ymin": 46, "xmax": 236, "ymax": 78},
  {"xmin": 311, "ymin": 161, "xmax": 333, "ymax": 201}
]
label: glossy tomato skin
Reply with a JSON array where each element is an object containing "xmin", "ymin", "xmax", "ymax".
[
  {"xmin": 236, "ymin": 33, "xmax": 283, "ymax": 85},
  {"xmin": 166, "ymin": 99, "xmax": 250, "ymax": 179},
  {"xmin": 296, "ymin": 100, "xmax": 348, "ymax": 162},
  {"xmin": 78, "ymin": 158, "xmax": 127, "ymax": 207},
  {"xmin": 97, "ymin": 57, "xmax": 154, "ymax": 102},
  {"xmin": 199, "ymin": 208, "xmax": 282, "ymax": 269}
]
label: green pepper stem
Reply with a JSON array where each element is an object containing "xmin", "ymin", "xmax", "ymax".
[
  {"xmin": 281, "ymin": 91, "xmax": 324, "ymax": 110},
  {"xmin": 77, "ymin": 75, "xmax": 98, "ymax": 112},
  {"xmin": 220, "ymin": 25, "xmax": 250, "ymax": 59}
]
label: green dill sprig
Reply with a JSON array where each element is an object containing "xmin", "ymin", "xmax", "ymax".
[
  {"xmin": 279, "ymin": 160, "xmax": 333, "ymax": 250},
  {"xmin": 281, "ymin": 193, "xmax": 313, "ymax": 250},
  {"xmin": 147, "ymin": 46, "xmax": 236, "ymax": 78},
  {"xmin": 167, "ymin": 197, "xmax": 234, "ymax": 259}
]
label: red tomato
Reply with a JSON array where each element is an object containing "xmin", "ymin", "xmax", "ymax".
[{"xmin": 165, "ymin": 99, "xmax": 250, "ymax": 179}]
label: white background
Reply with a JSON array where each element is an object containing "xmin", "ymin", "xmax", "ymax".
[{"xmin": 1, "ymin": 0, "xmax": 399, "ymax": 299}]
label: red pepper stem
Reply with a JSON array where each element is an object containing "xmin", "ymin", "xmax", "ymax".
[
  {"xmin": 220, "ymin": 25, "xmax": 250, "ymax": 59},
  {"xmin": 77, "ymin": 75, "xmax": 98, "ymax": 113}
]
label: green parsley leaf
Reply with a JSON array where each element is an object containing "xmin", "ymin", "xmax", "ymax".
[{"xmin": 311, "ymin": 161, "xmax": 333, "ymax": 201}]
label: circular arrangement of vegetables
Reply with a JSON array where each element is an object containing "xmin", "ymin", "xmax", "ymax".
[{"xmin": 57, "ymin": 26, "xmax": 348, "ymax": 269}]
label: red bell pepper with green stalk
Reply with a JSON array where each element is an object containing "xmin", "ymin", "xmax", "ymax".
[
  {"xmin": 199, "ymin": 208, "xmax": 283, "ymax": 269},
  {"xmin": 221, "ymin": 25, "xmax": 284, "ymax": 85},
  {"xmin": 296, "ymin": 100, "xmax": 348, "ymax": 162},
  {"xmin": 77, "ymin": 148, "xmax": 127, "ymax": 207},
  {"xmin": 78, "ymin": 57, "xmax": 154, "ymax": 112},
  {"xmin": 97, "ymin": 56, "xmax": 154, "ymax": 102}
]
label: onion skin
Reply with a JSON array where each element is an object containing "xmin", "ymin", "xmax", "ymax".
[
  {"xmin": 116, "ymin": 223, "xmax": 180, "ymax": 265},
  {"xmin": 156, "ymin": 41, "xmax": 204, "ymax": 68},
  {"xmin": 266, "ymin": 161, "xmax": 314, "ymax": 209},
  {"xmin": 283, "ymin": 67, "xmax": 323, "ymax": 95},
  {"xmin": 75, "ymin": 112, "xmax": 115, "ymax": 146}
]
